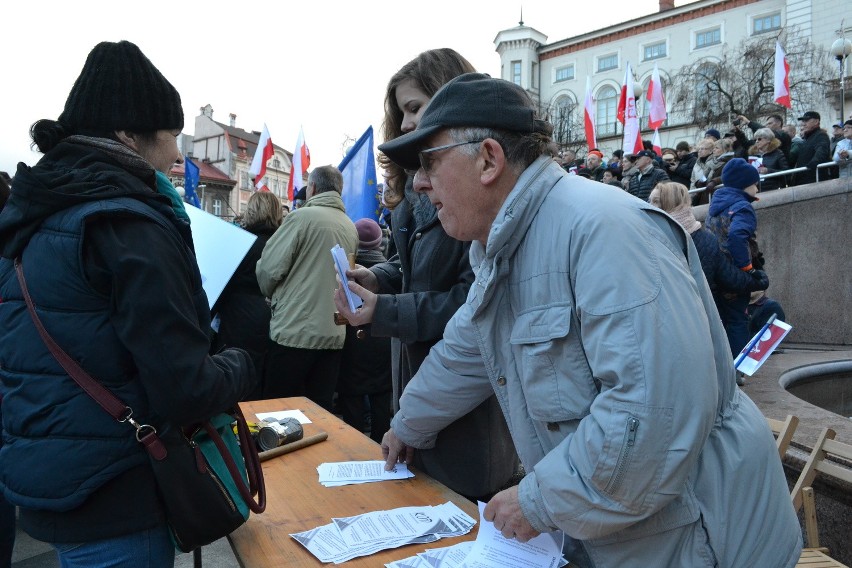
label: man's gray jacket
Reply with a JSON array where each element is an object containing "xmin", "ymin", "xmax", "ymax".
[{"xmin": 392, "ymin": 157, "xmax": 801, "ymax": 567}]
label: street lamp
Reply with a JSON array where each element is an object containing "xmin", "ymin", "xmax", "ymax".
[{"xmin": 830, "ymin": 37, "xmax": 852, "ymax": 121}]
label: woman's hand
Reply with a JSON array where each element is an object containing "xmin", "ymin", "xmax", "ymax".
[{"xmin": 333, "ymin": 277, "xmax": 378, "ymax": 326}]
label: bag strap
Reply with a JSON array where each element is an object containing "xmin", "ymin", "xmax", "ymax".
[{"xmin": 14, "ymin": 256, "xmax": 265, "ymax": 516}]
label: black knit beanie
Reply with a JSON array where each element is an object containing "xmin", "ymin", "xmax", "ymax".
[{"xmin": 58, "ymin": 40, "xmax": 183, "ymax": 133}]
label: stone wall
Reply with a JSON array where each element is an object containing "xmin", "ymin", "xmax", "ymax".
[{"xmin": 694, "ymin": 178, "xmax": 852, "ymax": 346}]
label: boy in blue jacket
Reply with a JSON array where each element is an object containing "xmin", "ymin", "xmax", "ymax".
[{"xmin": 706, "ymin": 157, "xmax": 762, "ymax": 360}]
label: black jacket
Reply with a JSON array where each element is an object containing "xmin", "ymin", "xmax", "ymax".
[
  {"xmin": 793, "ymin": 129, "xmax": 831, "ymax": 185},
  {"xmin": 628, "ymin": 165, "xmax": 670, "ymax": 201},
  {"xmin": 0, "ymin": 139, "xmax": 254, "ymax": 542}
]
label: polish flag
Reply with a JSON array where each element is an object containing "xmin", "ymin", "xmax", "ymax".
[
  {"xmin": 286, "ymin": 127, "xmax": 311, "ymax": 202},
  {"xmin": 583, "ymin": 76, "xmax": 597, "ymax": 149},
  {"xmin": 774, "ymin": 42, "xmax": 792, "ymax": 109},
  {"xmin": 646, "ymin": 63, "xmax": 667, "ymax": 130},
  {"xmin": 249, "ymin": 123, "xmax": 274, "ymax": 191},
  {"xmin": 617, "ymin": 62, "xmax": 643, "ymax": 155},
  {"xmin": 652, "ymin": 128, "xmax": 662, "ymax": 156}
]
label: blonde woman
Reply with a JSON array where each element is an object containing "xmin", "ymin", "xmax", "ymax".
[
  {"xmin": 214, "ymin": 190, "xmax": 284, "ymax": 400},
  {"xmin": 649, "ymin": 181, "xmax": 767, "ymax": 298}
]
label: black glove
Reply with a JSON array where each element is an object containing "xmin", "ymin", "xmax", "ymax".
[{"xmin": 748, "ymin": 269, "xmax": 769, "ymax": 291}]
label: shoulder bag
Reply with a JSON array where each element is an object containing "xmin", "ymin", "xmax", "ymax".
[{"xmin": 14, "ymin": 258, "xmax": 265, "ymax": 552}]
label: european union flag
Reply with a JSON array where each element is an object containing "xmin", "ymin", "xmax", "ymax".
[
  {"xmin": 184, "ymin": 156, "xmax": 201, "ymax": 208},
  {"xmin": 338, "ymin": 126, "xmax": 379, "ymax": 222}
]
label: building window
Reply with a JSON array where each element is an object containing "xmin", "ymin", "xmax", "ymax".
[
  {"xmin": 695, "ymin": 27, "xmax": 721, "ymax": 49},
  {"xmin": 531, "ymin": 62, "xmax": 538, "ymax": 89},
  {"xmin": 555, "ymin": 65, "xmax": 575, "ymax": 82},
  {"xmin": 511, "ymin": 61, "xmax": 522, "ymax": 85},
  {"xmin": 597, "ymin": 54, "xmax": 618, "ymax": 72},
  {"xmin": 240, "ymin": 171, "xmax": 250, "ymax": 190},
  {"xmin": 272, "ymin": 157, "xmax": 281, "ymax": 168},
  {"xmin": 595, "ymin": 86, "xmax": 619, "ymax": 136},
  {"xmin": 213, "ymin": 199, "xmax": 222, "ymax": 217},
  {"xmin": 752, "ymin": 13, "xmax": 781, "ymax": 35},
  {"xmin": 550, "ymin": 95, "xmax": 576, "ymax": 144},
  {"xmin": 643, "ymin": 41, "xmax": 667, "ymax": 61}
]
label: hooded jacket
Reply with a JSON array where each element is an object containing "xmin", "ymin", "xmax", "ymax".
[
  {"xmin": 391, "ymin": 157, "xmax": 800, "ymax": 567},
  {"xmin": 0, "ymin": 139, "xmax": 254, "ymax": 542},
  {"xmin": 706, "ymin": 185, "xmax": 758, "ymax": 270}
]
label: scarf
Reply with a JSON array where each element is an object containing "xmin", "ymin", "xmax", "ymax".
[
  {"xmin": 669, "ymin": 205, "xmax": 701, "ymax": 234},
  {"xmin": 66, "ymin": 135, "xmax": 189, "ymax": 222}
]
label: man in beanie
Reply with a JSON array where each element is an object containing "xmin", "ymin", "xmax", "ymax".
[
  {"xmin": 257, "ymin": 165, "xmax": 358, "ymax": 411},
  {"xmin": 336, "ymin": 73, "xmax": 800, "ymax": 567},
  {"xmin": 706, "ymin": 157, "xmax": 763, "ymax": 363},
  {"xmin": 577, "ymin": 149, "xmax": 606, "ymax": 181},
  {"xmin": 335, "ymin": 218, "xmax": 393, "ymax": 443},
  {"xmin": 0, "ymin": 41, "xmax": 256, "ymax": 565}
]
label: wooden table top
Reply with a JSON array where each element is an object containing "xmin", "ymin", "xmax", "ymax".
[{"xmin": 231, "ymin": 397, "xmax": 480, "ymax": 567}]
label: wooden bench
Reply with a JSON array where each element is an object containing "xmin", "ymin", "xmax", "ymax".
[
  {"xmin": 790, "ymin": 427, "xmax": 851, "ymax": 568},
  {"xmin": 768, "ymin": 414, "xmax": 799, "ymax": 460}
]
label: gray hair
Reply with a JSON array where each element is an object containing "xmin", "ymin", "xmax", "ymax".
[
  {"xmin": 754, "ymin": 127, "xmax": 775, "ymax": 140},
  {"xmin": 449, "ymin": 126, "xmax": 558, "ymax": 172},
  {"xmin": 307, "ymin": 165, "xmax": 344, "ymax": 194}
]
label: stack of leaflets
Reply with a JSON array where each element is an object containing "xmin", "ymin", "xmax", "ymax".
[
  {"xmin": 290, "ymin": 501, "xmax": 475, "ymax": 564},
  {"xmin": 317, "ymin": 460, "xmax": 414, "ymax": 487},
  {"xmin": 385, "ymin": 502, "xmax": 567, "ymax": 568}
]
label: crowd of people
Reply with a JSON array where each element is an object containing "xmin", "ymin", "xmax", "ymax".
[
  {"xmin": 559, "ymin": 110, "xmax": 852, "ymax": 205},
  {"xmin": 0, "ymin": 39, "xmax": 827, "ymax": 568}
]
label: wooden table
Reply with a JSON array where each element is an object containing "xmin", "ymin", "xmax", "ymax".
[{"xmin": 230, "ymin": 397, "xmax": 480, "ymax": 567}]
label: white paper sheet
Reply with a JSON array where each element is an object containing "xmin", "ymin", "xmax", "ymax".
[
  {"xmin": 185, "ymin": 205, "xmax": 257, "ymax": 309},
  {"xmin": 318, "ymin": 460, "xmax": 414, "ymax": 486},
  {"xmin": 255, "ymin": 409, "xmax": 312, "ymax": 424},
  {"xmin": 331, "ymin": 243, "xmax": 363, "ymax": 312},
  {"xmin": 458, "ymin": 502, "xmax": 565, "ymax": 568}
]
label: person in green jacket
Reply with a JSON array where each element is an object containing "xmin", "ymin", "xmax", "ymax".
[{"xmin": 256, "ymin": 165, "xmax": 358, "ymax": 410}]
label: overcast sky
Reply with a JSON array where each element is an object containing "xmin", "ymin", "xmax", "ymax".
[{"xmin": 1, "ymin": 0, "xmax": 675, "ymax": 176}]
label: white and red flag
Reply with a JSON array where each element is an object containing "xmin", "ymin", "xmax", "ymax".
[
  {"xmin": 735, "ymin": 316, "xmax": 792, "ymax": 376},
  {"xmin": 583, "ymin": 76, "xmax": 597, "ymax": 149},
  {"xmin": 286, "ymin": 126, "xmax": 310, "ymax": 202},
  {"xmin": 652, "ymin": 128, "xmax": 662, "ymax": 156},
  {"xmin": 646, "ymin": 63, "xmax": 667, "ymax": 130},
  {"xmin": 249, "ymin": 123, "xmax": 274, "ymax": 191},
  {"xmin": 617, "ymin": 62, "xmax": 643, "ymax": 155},
  {"xmin": 774, "ymin": 41, "xmax": 792, "ymax": 109}
]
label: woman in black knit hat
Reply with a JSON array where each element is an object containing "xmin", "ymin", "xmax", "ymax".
[{"xmin": 0, "ymin": 41, "xmax": 256, "ymax": 566}]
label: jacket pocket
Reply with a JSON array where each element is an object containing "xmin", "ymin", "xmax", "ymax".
[
  {"xmin": 594, "ymin": 403, "xmax": 674, "ymax": 514},
  {"xmin": 509, "ymin": 305, "xmax": 597, "ymax": 422}
]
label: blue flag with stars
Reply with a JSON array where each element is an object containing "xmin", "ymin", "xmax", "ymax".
[
  {"xmin": 338, "ymin": 126, "xmax": 379, "ymax": 222},
  {"xmin": 183, "ymin": 156, "xmax": 201, "ymax": 208}
]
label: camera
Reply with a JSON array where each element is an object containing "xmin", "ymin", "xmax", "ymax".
[{"xmin": 732, "ymin": 118, "xmax": 742, "ymax": 126}]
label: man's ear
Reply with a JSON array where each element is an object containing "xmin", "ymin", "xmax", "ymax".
[
  {"xmin": 479, "ymin": 139, "xmax": 505, "ymax": 185},
  {"xmin": 114, "ymin": 130, "xmax": 140, "ymax": 152}
]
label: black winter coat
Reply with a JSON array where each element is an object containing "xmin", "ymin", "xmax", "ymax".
[
  {"xmin": 336, "ymin": 248, "xmax": 392, "ymax": 396},
  {"xmin": 213, "ymin": 224, "xmax": 277, "ymax": 399},
  {"xmin": 793, "ymin": 129, "xmax": 831, "ymax": 185},
  {"xmin": 627, "ymin": 165, "xmax": 670, "ymax": 201},
  {"xmin": 0, "ymin": 139, "xmax": 254, "ymax": 543}
]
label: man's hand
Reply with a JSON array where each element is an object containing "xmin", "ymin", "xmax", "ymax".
[
  {"xmin": 381, "ymin": 428, "xmax": 414, "ymax": 471},
  {"xmin": 483, "ymin": 486, "xmax": 540, "ymax": 542}
]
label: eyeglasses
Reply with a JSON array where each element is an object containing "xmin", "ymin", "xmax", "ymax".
[
  {"xmin": 756, "ymin": 137, "xmax": 766, "ymax": 140},
  {"xmin": 407, "ymin": 140, "xmax": 484, "ymax": 175}
]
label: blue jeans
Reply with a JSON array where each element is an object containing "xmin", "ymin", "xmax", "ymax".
[
  {"xmin": 718, "ymin": 293, "xmax": 751, "ymax": 358},
  {"xmin": 54, "ymin": 525, "xmax": 174, "ymax": 568}
]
